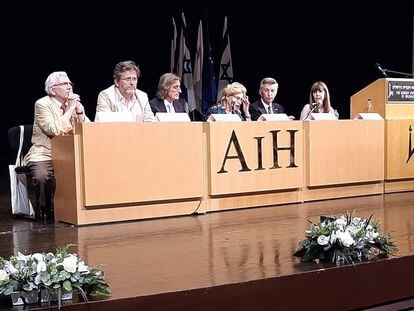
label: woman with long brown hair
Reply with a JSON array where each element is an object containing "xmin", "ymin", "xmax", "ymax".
[{"xmin": 300, "ymin": 81, "xmax": 335, "ymax": 120}]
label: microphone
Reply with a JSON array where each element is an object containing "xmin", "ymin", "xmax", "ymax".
[
  {"xmin": 229, "ymin": 98, "xmax": 244, "ymax": 120},
  {"xmin": 304, "ymin": 102, "xmax": 319, "ymax": 120},
  {"xmin": 229, "ymin": 98, "xmax": 236, "ymax": 113},
  {"xmin": 375, "ymin": 63, "xmax": 387, "ymax": 77}
]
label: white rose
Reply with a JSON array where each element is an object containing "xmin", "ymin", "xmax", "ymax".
[
  {"xmin": 32, "ymin": 253, "xmax": 44, "ymax": 262},
  {"xmin": 37, "ymin": 261, "xmax": 47, "ymax": 273},
  {"xmin": 351, "ymin": 217, "xmax": 362, "ymax": 226},
  {"xmin": 334, "ymin": 218, "xmax": 346, "ymax": 230},
  {"xmin": 62, "ymin": 255, "xmax": 78, "ymax": 273},
  {"xmin": 330, "ymin": 230, "xmax": 339, "ymax": 243},
  {"xmin": 4, "ymin": 262, "xmax": 18, "ymax": 275},
  {"xmin": 34, "ymin": 274, "xmax": 41, "ymax": 285},
  {"xmin": 367, "ymin": 231, "xmax": 379, "ymax": 241},
  {"xmin": 77, "ymin": 261, "xmax": 89, "ymax": 273},
  {"xmin": 0, "ymin": 269, "xmax": 9, "ymax": 282},
  {"xmin": 317, "ymin": 235, "xmax": 330, "ymax": 246},
  {"xmin": 346, "ymin": 225, "xmax": 358, "ymax": 236},
  {"xmin": 338, "ymin": 231, "xmax": 355, "ymax": 247},
  {"xmin": 17, "ymin": 252, "xmax": 30, "ymax": 262}
]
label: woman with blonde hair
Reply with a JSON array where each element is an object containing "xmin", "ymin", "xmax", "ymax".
[
  {"xmin": 206, "ymin": 82, "xmax": 251, "ymax": 121},
  {"xmin": 300, "ymin": 81, "xmax": 335, "ymax": 120}
]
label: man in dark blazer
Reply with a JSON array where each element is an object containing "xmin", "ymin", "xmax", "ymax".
[
  {"xmin": 249, "ymin": 77, "xmax": 284, "ymax": 121},
  {"xmin": 150, "ymin": 73, "xmax": 187, "ymax": 115}
]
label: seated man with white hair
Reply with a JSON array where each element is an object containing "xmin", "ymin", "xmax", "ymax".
[{"xmin": 24, "ymin": 71, "xmax": 89, "ymax": 220}]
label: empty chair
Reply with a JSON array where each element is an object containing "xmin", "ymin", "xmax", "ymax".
[{"xmin": 8, "ymin": 125, "xmax": 37, "ymax": 218}]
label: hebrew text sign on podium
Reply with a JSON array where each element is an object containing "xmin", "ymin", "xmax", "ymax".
[{"xmin": 388, "ymin": 80, "xmax": 414, "ymax": 102}]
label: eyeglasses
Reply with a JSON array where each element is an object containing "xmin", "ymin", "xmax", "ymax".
[
  {"xmin": 119, "ymin": 77, "xmax": 138, "ymax": 83},
  {"xmin": 53, "ymin": 82, "xmax": 74, "ymax": 87}
]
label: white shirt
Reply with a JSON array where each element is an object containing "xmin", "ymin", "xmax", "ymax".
[
  {"xmin": 261, "ymin": 100, "xmax": 273, "ymax": 114},
  {"xmin": 115, "ymin": 88, "xmax": 142, "ymax": 115},
  {"xmin": 163, "ymin": 99, "xmax": 176, "ymax": 113}
]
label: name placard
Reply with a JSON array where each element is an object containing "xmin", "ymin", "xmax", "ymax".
[
  {"xmin": 354, "ymin": 113, "xmax": 383, "ymax": 120},
  {"xmin": 309, "ymin": 113, "xmax": 338, "ymax": 120},
  {"xmin": 258, "ymin": 113, "xmax": 291, "ymax": 121},
  {"xmin": 207, "ymin": 114, "xmax": 242, "ymax": 122},
  {"xmin": 156, "ymin": 112, "xmax": 191, "ymax": 122},
  {"xmin": 388, "ymin": 80, "xmax": 414, "ymax": 102}
]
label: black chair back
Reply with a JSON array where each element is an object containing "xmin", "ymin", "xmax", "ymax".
[{"xmin": 8, "ymin": 125, "xmax": 33, "ymax": 163}]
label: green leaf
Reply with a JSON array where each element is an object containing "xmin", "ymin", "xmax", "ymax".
[
  {"xmin": 72, "ymin": 271, "xmax": 81, "ymax": 281},
  {"xmin": 4, "ymin": 285, "xmax": 14, "ymax": 295},
  {"xmin": 22, "ymin": 283, "xmax": 33, "ymax": 291},
  {"xmin": 63, "ymin": 280, "xmax": 72, "ymax": 292},
  {"xmin": 59, "ymin": 270, "xmax": 71, "ymax": 280}
]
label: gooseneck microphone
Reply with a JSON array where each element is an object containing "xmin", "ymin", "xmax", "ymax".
[
  {"xmin": 374, "ymin": 63, "xmax": 414, "ymax": 78},
  {"xmin": 375, "ymin": 63, "xmax": 388, "ymax": 77},
  {"xmin": 303, "ymin": 101, "xmax": 322, "ymax": 120}
]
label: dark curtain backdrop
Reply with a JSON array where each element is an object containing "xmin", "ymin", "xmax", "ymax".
[{"xmin": 1, "ymin": 0, "xmax": 413, "ymax": 171}]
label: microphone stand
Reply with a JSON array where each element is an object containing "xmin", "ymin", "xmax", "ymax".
[
  {"xmin": 383, "ymin": 68, "xmax": 414, "ymax": 78},
  {"xmin": 304, "ymin": 103, "xmax": 318, "ymax": 120}
]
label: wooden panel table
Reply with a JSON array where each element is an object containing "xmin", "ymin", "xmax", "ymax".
[
  {"xmin": 52, "ymin": 122, "xmax": 204, "ymax": 225},
  {"xmin": 303, "ymin": 120, "xmax": 384, "ymax": 201},
  {"xmin": 385, "ymin": 119, "xmax": 414, "ymax": 192},
  {"xmin": 205, "ymin": 121, "xmax": 303, "ymax": 211}
]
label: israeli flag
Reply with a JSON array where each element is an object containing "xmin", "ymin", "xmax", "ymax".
[
  {"xmin": 217, "ymin": 16, "xmax": 233, "ymax": 103},
  {"xmin": 178, "ymin": 12, "xmax": 196, "ymax": 112}
]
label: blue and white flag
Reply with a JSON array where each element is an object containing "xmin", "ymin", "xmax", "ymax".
[
  {"xmin": 201, "ymin": 13, "xmax": 217, "ymax": 115},
  {"xmin": 170, "ymin": 17, "xmax": 178, "ymax": 74},
  {"xmin": 217, "ymin": 16, "xmax": 233, "ymax": 103},
  {"xmin": 178, "ymin": 12, "xmax": 196, "ymax": 112}
]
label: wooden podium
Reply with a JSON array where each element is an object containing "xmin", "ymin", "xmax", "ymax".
[
  {"xmin": 51, "ymin": 122, "xmax": 205, "ymax": 225},
  {"xmin": 351, "ymin": 78, "xmax": 414, "ymax": 192}
]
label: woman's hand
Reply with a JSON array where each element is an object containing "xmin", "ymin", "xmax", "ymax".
[{"xmin": 242, "ymin": 96, "xmax": 251, "ymax": 119}]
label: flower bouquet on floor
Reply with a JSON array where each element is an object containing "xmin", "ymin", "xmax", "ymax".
[
  {"xmin": 293, "ymin": 212, "xmax": 397, "ymax": 266},
  {"xmin": 0, "ymin": 244, "xmax": 110, "ymax": 308}
]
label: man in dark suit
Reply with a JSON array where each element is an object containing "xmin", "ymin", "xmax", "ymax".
[
  {"xmin": 150, "ymin": 73, "xmax": 187, "ymax": 115},
  {"xmin": 249, "ymin": 77, "xmax": 284, "ymax": 121}
]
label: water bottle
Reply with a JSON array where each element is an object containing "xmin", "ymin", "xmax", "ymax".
[{"xmin": 364, "ymin": 99, "xmax": 373, "ymax": 113}]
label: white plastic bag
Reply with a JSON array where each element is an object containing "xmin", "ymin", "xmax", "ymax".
[{"xmin": 9, "ymin": 125, "xmax": 34, "ymax": 217}]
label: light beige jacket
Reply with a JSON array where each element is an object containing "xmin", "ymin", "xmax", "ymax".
[
  {"xmin": 24, "ymin": 96, "xmax": 89, "ymax": 164},
  {"xmin": 95, "ymin": 85, "xmax": 156, "ymax": 122}
]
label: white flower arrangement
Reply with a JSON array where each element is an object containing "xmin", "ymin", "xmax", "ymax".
[
  {"xmin": 293, "ymin": 212, "xmax": 397, "ymax": 265},
  {"xmin": 0, "ymin": 244, "xmax": 110, "ymax": 306}
]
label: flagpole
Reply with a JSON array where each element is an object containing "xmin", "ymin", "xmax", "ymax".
[{"xmin": 171, "ymin": 17, "xmax": 178, "ymax": 74}]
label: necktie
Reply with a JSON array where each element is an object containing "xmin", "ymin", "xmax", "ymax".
[
  {"xmin": 60, "ymin": 104, "xmax": 74, "ymax": 135},
  {"xmin": 167, "ymin": 105, "xmax": 171, "ymax": 113},
  {"xmin": 267, "ymin": 106, "xmax": 272, "ymax": 114}
]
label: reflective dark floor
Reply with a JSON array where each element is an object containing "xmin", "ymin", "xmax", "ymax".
[{"xmin": 1, "ymin": 174, "xmax": 414, "ymax": 310}]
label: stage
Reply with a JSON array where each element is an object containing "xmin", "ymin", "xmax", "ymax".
[{"xmin": 1, "ymin": 174, "xmax": 414, "ymax": 310}]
